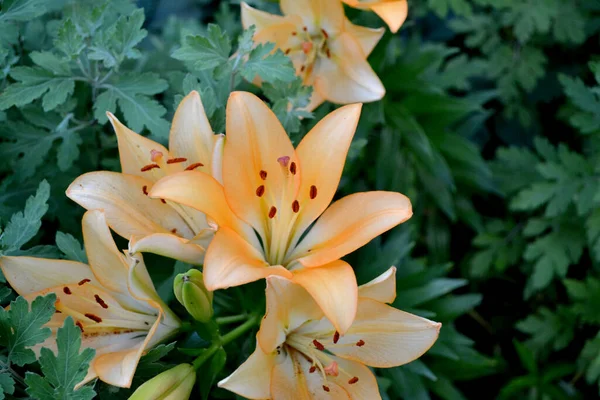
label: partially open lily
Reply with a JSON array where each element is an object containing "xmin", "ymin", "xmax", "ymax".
[
  {"xmin": 0, "ymin": 210, "xmax": 180, "ymax": 388},
  {"xmin": 67, "ymin": 91, "xmax": 223, "ymax": 264},
  {"xmin": 241, "ymin": 0, "xmax": 385, "ymax": 111},
  {"xmin": 149, "ymin": 91, "xmax": 412, "ymax": 334},
  {"xmin": 219, "ymin": 268, "xmax": 441, "ymax": 399},
  {"xmin": 342, "ymin": 0, "xmax": 408, "ymax": 33}
]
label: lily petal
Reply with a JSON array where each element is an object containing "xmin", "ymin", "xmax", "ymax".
[
  {"xmin": 203, "ymin": 227, "xmax": 293, "ymax": 291},
  {"xmin": 371, "ymin": 0, "xmax": 408, "ymax": 33},
  {"xmin": 148, "ymin": 170, "xmax": 253, "ymax": 242},
  {"xmin": 67, "ymin": 171, "xmax": 195, "ymax": 240},
  {"xmin": 280, "ymin": 0, "xmax": 345, "ymax": 35},
  {"xmin": 314, "ymin": 32, "xmax": 385, "ymax": 104},
  {"xmin": 169, "ymin": 91, "xmax": 215, "ymax": 175},
  {"xmin": 330, "ymin": 298, "xmax": 441, "ymax": 368},
  {"xmin": 345, "ymin": 22, "xmax": 385, "ymax": 55},
  {"xmin": 259, "ymin": 276, "xmax": 323, "ymax": 353},
  {"xmin": 292, "ymin": 260, "xmax": 357, "ymax": 334},
  {"xmin": 223, "ymin": 91, "xmax": 299, "ymax": 241},
  {"xmin": 358, "ymin": 266, "xmax": 396, "ymax": 303},
  {"xmin": 289, "ymin": 103, "xmax": 362, "ymax": 252},
  {"xmin": 0, "ymin": 257, "xmax": 95, "ymax": 296},
  {"xmin": 211, "ymin": 134, "xmax": 225, "ymax": 184},
  {"xmin": 328, "ymin": 355, "xmax": 381, "ymax": 400},
  {"xmin": 218, "ymin": 343, "xmax": 275, "ymax": 399},
  {"xmin": 292, "ymin": 191, "xmax": 412, "ymax": 267},
  {"xmin": 107, "ymin": 113, "xmax": 175, "ymax": 182},
  {"xmin": 129, "ymin": 233, "xmax": 205, "ymax": 265},
  {"xmin": 241, "ymin": 2, "xmax": 287, "ymax": 30}
]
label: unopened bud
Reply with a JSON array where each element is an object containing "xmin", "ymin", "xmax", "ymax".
[
  {"xmin": 173, "ymin": 269, "xmax": 213, "ymax": 322},
  {"xmin": 129, "ymin": 363, "xmax": 196, "ymax": 400}
]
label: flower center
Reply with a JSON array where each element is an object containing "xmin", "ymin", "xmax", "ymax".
[{"xmin": 287, "ymin": 26, "xmax": 332, "ymax": 83}]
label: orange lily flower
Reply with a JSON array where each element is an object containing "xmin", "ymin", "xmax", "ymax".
[
  {"xmin": 219, "ymin": 268, "xmax": 441, "ymax": 399},
  {"xmin": 149, "ymin": 91, "xmax": 412, "ymax": 333},
  {"xmin": 241, "ymin": 0, "xmax": 385, "ymax": 111},
  {"xmin": 0, "ymin": 211, "xmax": 180, "ymax": 388},
  {"xmin": 342, "ymin": 0, "xmax": 408, "ymax": 33},
  {"xmin": 67, "ymin": 91, "xmax": 223, "ymax": 265}
]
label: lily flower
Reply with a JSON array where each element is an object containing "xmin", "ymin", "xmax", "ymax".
[
  {"xmin": 342, "ymin": 0, "xmax": 408, "ymax": 33},
  {"xmin": 241, "ymin": 0, "xmax": 385, "ymax": 111},
  {"xmin": 0, "ymin": 210, "xmax": 181, "ymax": 388},
  {"xmin": 149, "ymin": 91, "xmax": 412, "ymax": 334},
  {"xmin": 67, "ymin": 91, "xmax": 223, "ymax": 264},
  {"xmin": 218, "ymin": 267, "xmax": 441, "ymax": 399}
]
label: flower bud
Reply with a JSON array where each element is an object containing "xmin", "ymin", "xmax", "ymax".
[
  {"xmin": 173, "ymin": 269, "xmax": 213, "ymax": 322},
  {"xmin": 129, "ymin": 363, "xmax": 196, "ymax": 400}
]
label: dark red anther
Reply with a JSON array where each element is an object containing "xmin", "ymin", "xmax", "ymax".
[
  {"xmin": 313, "ymin": 339, "xmax": 325, "ymax": 351},
  {"xmin": 167, "ymin": 157, "xmax": 187, "ymax": 164},
  {"xmin": 309, "ymin": 366, "xmax": 317, "ymax": 373},
  {"xmin": 292, "ymin": 31, "xmax": 297, "ymax": 36},
  {"xmin": 63, "ymin": 287, "xmax": 72, "ymax": 295},
  {"xmin": 85, "ymin": 313, "xmax": 102, "ymax": 323},
  {"xmin": 142, "ymin": 185, "xmax": 148, "ymax": 195},
  {"xmin": 285, "ymin": 48, "xmax": 291, "ymax": 55},
  {"xmin": 78, "ymin": 278, "xmax": 91, "ymax": 286},
  {"xmin": 141, "ymin": 164, "xmax": 160, "ymax": 172},
  {"xmin": 94, "ymin": 295, "xmax": 108, "ymax": 309},
  {"xmin": 321, "ymin": 28, "xmax": 329, "ymax": 38},
  {"xmin": 256, "ymin": 185, "xmax": 265, "ymax": 197},
  {"xmin": 323, "ymin": 386, "xmax": 330, "ymax": 392},
  {"xmin": 171, "ymin": 228, "xmax": 177, "ymax": 234},
  {"xmin": 303, "ymin": 26, "xmax": 307, "ymax": 31},
  {"xmin": 348, "ymin": 377, "xmax": 359, "ymax": 384},
  {"xmin": 356, "ymin": 340, "xmax": 365, "ymax": 347},
  {"xmin": 333, "ymin": 331, "xmax": 340, "ymax": 344},
  {"xmin": 309, "ymin": 185, "xmax": 317, "ymax": 199},
  {"xmin": 268, "ymin": 206, "xmax": 277, "ymax": 218},
  {"xmin": 185, "ymin": 162, "xmax": 204, "ymax": 170},
  {"xmin": 161, "ymin": 199, "xmax": 167, "ymax": 204},
  {"xmin": 290, "ymin": 162, "xmax": 297, "ymax": 175},
  {"xmin": 300, "ymin": 65, "xmax": 305, "ymax": 72},
  {"xmin": 260, "ymin": 170, "xmax": 268, "ymax": 180},
  {"xmin": 326, "ymin": 48, "xmax": 331, "ymax": 58},
  {"xmin": 292, "ymin": 200, "xmax": 300, "ymax": 213},
  {"xmin": 76, "ymin": 321, "xmax": 84, "ymax": 332}
]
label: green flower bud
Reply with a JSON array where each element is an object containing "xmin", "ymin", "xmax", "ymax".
[
  {"xmin": 128, "ymin": 363, "xmax": 196, "ymax": 400},
  {"xmin": 173, "ymin": 269, "xmax": 213, "ymax": 322}
]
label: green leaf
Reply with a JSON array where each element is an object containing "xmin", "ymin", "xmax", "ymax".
[
  {"xmin": 95, "ymin": 72, "xmax": 169, "ymax": 137},
  {"xmin": 55, "ymin": 232, "xmax": 87, "ymax": 263},
  {"xmin": 198, "ymin": 348, "xmax": 226, "ymax": 400},
  {"xmin": 513, "ymin": 340, "xmax": 537, "ymax": 374},
  {"xmin": 0, "ymin": 294, "xmax": 56, "ymax": 366},
  {"xmin": 240, "ymin": 43, "xmax": 296, "ymax": 84},
  {"xmin": 55, "ymin": 19, "xmax": 85, "ymax": 58},
  {"xmin": 172, "ymin": 24, "xmax": 231, "ymax": 71},
  {"xmin": 0, "ymin": 372, "xmax": 15, "ymax": 399},
  {"xmin": 564, "ymin": 276, "xmax": 600, "ymax": 324},
  {"xmin": 0, "ymin": 121, "xmax": 55, "ymax": 178},
  {"xmin": 0, "ymin": 0, "xmax": 47, "ymax": 22},
  {"xmin": 25, "ymin": 317, "xmax": 96, "ymax": 400},
  {"xmin": 0, "ymin": 180, "xmax": 50, "ymax": 254},
  {"xmin": 516, "ymin": 307, "xmax": 576, "ymax": 352},
  {"xmin": 559, "ymin": 69, "xmax": 600, "ymax": 134}
]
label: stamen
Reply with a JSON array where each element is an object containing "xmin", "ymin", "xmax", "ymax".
[
  {"xmin": 85, "ymin": 313, "xmax": 102, "ymax": 323},
  {"xmin": 333, "ymin": 331, "xmax": 340, "ymax": 344},
  {"xmin": 309, "ymin": 366, "xmax": 317, "ymax": 373},
  {"xmin": 142, "ymin": 185, "xmax": 148, "ymax": 195},
  {"xmin": 292, "ymin": 31, "xmax": 297, "ymax": 36},
  {"xmin": 256, "ymin": 185, "xmax": 265, "ymax": 197},
  {"xmin": 268, "ymin": 206, "xmax": 277, "ymax": 219},
  {"xmin": 310, "ymin": 185, "xmax": 318, "ymax": 199},
  {"xmin": 185, "ymin": 162, "xmax": 204, "ymax": 170},
  {"xmin": 323, "ymin": 386, "xmax": 330, "ymax": 392},
  {"xmin": 356, "ymin": 340, "xmax": 365, "ymax": 347},
  {"xmin": 292, "ymin": 200, "xmax": 300, "ymax": 213},
  {"xmin": 171, "ymin": 228, "xmax": 177, "ymax": 234},
  {"xmin": 300, "ymin": 65, "xmax": 305, "ymax": 72},
  {"xmin": 303, "ymin": 26, "xmax": 308, "ymax": 31},
  {"xmin": 285, "ymin": 48, "xmax": 291, "ymax": 55},
  {"xmin": 150, "ymin": 149, "xmax": 163, "ymax": 162},
  {"xmin": 321, "ymin": 28, "xmax": 329, "ymax": 38},
  {"xmin": 94, "ymin": 294, "xmax": 108, "ymax": 309},
  {"xmin": 167, "ymin": 157, "xmax": 187, "ymax": 164},
  {"xmin": 313, "ymin": 339, "xmax": 325, "ymax": 351},
  {"xmin": 78, "ymin": 279, "xmax": 91, "ymax": 286},
  {"xmin": 161, "ymin": 199, "xmax": 167, "ymax": 204},
  {"xmin": 141, "ymin": 164, "xmax": 160, "ymax": 172},
  {"xmin": 324, "ymin": 362, "xmax": 339, "ymax": 377},
  {"xmin": 55, "ymin": 310, "xmax": 62, "ymax": 313},
  {"xmin": 302, "ymin": 41, "xmax": 313, "ymax": 54},
  {"xmin": 326, "ymin": 48, "xmax": 331, "ymax": 58},
  {"xmin": 290, "ymin": 162, "xmax": 297, "ymax": 175},
  {"xmin": 260, "ymin": 170, "xmax": 268, "ymax": 180},
  {"xmin": 348, "ymin": 377, "xmax": 359, "ymax": 384},
  {"xmin": 63, "ymin": 287, "xmax": 72, "ymax": 295},
  {"xmin": 76, "ymin": 321, "xmax": 84, "ymax": 332},
  {"xmin": 277, "ymin": 156, "xmax": 290, "ymax": 167}
]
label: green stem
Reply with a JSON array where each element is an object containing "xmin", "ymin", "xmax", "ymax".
[
  {"xmin": 192, "ymin": 314, "xmax": 259, "ymax": 370},
  {"xmin": 216, "ymin": 314, "xmax": 248, "ymax": 325}
]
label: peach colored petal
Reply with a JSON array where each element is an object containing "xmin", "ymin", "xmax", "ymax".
[{"xmin": 358, "ymin": 266, "xmax": 397, "ymax": 303}]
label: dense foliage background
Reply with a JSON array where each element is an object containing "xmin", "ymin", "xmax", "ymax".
[{"xmin": 0, "ymin": 0, "xmax": 599, "ymax": 398}]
